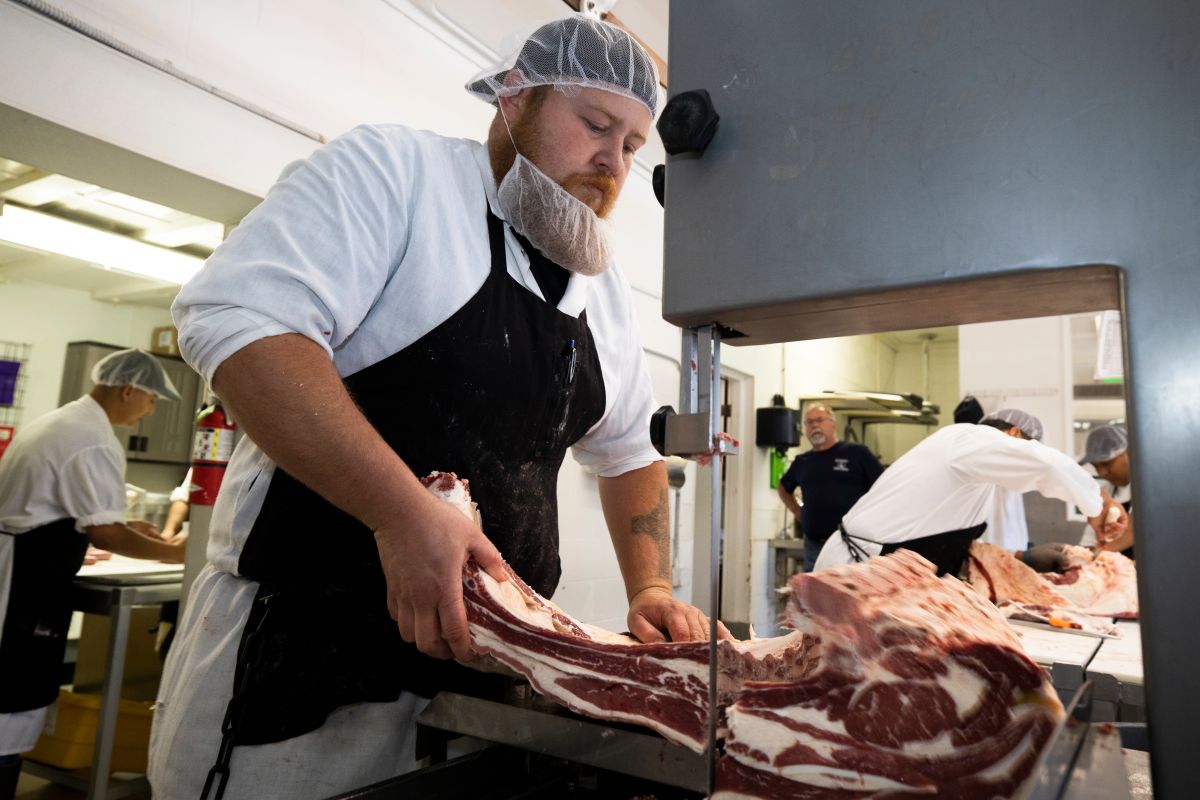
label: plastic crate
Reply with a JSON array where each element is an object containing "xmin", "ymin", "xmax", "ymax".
[{"xmin": 23, "ymin": 690, "xmax": 153, "ymax": 773}]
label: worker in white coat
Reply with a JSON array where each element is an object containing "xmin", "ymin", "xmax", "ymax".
[
  {"xmin": 150, "ymin": 14, "xmax": 722, "ymax": 800},
  {"xmin": 0, "ymin": 349, "xmax": 186, "ymax": 798},
  {"xmin": 979, "ymin": 409, "xmax": 1042, "ymax": 551},
  {"xmin": 814, "ymin": 408, "xmax": 1128, "ymax": 576}
]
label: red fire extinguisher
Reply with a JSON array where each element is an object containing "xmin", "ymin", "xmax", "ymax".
[{"xmin": 189, "ymin": 401, "xmax": 236, "ymax": 506}]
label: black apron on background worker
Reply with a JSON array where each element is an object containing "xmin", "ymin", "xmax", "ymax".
[
  {"xmin": 839, "ymin": 521, "xmax": 988, "ymax": 576},
  {"xmin": 0, "ymin": 521, "xmax": 89, "ymax": 710},
  {"xmin": 199, "ymin": 207, "xmax": 605, "ymax": 793}
]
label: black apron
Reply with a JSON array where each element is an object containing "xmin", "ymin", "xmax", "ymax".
[
  {"xmin": 227, "ymin": 208, "xmax": 606, "ymax": 746},
  {"xmin": 839, "ymin": 521, "xmax": 988, "ymax": 577},
  {"xmin": 0, "ymin": 519, "xmax": 88, "ymax": 712}
]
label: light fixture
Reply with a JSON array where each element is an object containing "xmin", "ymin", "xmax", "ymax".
[{"xmin": 0, "ymin": 203, "xmax": 204, "ymax": 285}]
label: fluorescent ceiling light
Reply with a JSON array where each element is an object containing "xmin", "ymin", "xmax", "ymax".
[{"xmin": 0, "ymin": 204, "xmax": 203, "ymax": 285}]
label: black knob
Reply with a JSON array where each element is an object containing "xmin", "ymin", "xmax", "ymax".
[
  {"xmin": 656, "ymin": 89, "xmax": 720, "ymax": 157},
  {"xmin": 650, "ymin": 405, "xmax": 676, "ymax": 456},
  {"xmin": 652, "ymin": 164, "xmax": 665, "ymax": 207}
]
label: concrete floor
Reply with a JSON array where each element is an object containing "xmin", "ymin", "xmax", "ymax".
[{"xmin": 15, "ymin": 770, "xmax": 150, "ymax": 800}]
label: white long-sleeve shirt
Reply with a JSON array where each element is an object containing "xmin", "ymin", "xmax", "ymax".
[
  {"xmin": 171, "ymin": 124, "xmax": 661, "ymax": 574},
  {"xmin": 815, "ymin": 424, "xmax": 1103, "ymax": 570}
]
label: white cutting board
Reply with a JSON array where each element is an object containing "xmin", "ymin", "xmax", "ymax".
[
  {"xmin": 1088, "ymin": 620, "xmax": 1143, "ymax": 684},
  {"xmin": 1014, "ymin": 624, "xmax": 1102, "ymax": 667},
  {"xmin": 77, "ymin": 553, "xmax": 184, "ymax": 578}
]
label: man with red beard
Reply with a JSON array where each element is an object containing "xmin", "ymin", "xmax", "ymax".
[{"xmin": 149, "ymin": 13, "xmax": 721, "ymax": 799}]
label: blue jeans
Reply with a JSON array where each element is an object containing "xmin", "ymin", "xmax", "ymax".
[{"xmin": 803, "ymin": 535, "xmax": 826, "ymax": 572}]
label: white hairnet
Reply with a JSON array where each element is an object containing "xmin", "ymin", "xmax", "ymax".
[
  {"xmin": 91, "ymin": 349, "xmax": 182, "ymax": 401},
  {"xmin": 466, "ymin": 12, "xmax": 660, "ymax": 118},
  {"xmin": 1079, "ymin": 424, "xmax": 1128, "ymax": 464},
  {"xmin": 981, "ymin": 408, "xmax": 1044, "ymax": 441}
]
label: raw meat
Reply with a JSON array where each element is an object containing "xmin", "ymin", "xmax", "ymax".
[
  {"xmin": 422, "ymin": 472, "xmax": 819, "ymax": 751},
  {"xmin": 966, "ymin": 541, "xmax": 1138, "ymax": 619},
  {"xmin": 714, "ymin": 550, "xmax": 1064, "ymax": 799},
  {"xmin": 462, "ymin": 559, "xmax": 817, "ymax": 751},
  {"xmin": 424, "ymin": 474, "xmax": 1062, "ymax": 797},
  {"xmin": 1043, "ymin": 549, "xmax": 1138, "ymax": 618}
]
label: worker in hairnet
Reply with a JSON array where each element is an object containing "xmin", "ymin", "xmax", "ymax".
[
  {"xmin": 0, "ymin": 349, "xmax": 186, "ymax": 797},
  {"xmin": 814, "ymin": 408, "xmax": 1128, "ymax": 576},
  {"xmin": 1079, "ymin": 424, "xmax": 1135, "ymax": 556},
  {"xmin": 150, "ymin": 14, "xmax": 723, "ymax": 799}
]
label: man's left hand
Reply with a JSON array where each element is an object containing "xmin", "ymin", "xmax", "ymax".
[{"xmin": 627, "ymin": 585, "xmax": 733, "ymax": 643}]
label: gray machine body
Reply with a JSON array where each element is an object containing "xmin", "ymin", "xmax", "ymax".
[{"xmin": 662, "ymin": 1, "xmax": 1198, "ymax": 796}]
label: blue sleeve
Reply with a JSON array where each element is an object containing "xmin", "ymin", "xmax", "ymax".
[{"xmin": 779, "ymin": 457, "xmax": 802, "ymax": 492}]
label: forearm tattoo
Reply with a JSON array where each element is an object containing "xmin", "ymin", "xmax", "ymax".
[{"xmin": 631, "ymin": 488, "xmax": 670, "ymax": 580}]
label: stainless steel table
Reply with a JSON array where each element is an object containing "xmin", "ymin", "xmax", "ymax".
[{"xmin": 23, "ymin": 562, "xmax": 182, "ymax": 800}]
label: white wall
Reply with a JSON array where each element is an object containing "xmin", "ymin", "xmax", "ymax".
[
  {"xmin": 885, "ymin": 339, "xmax": 959, "ymax": 460},
  {"xmin": 0, "ymin": 280, "xmax": 173, "ymax": 424},
  {"xmin": 959, "ymin": 317, "xmax": 1072, "ymax": 454}
]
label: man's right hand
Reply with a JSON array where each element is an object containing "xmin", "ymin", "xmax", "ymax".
[{"xmin": 374, "ymin": 496, "xmax": 507, "ymax": 662}]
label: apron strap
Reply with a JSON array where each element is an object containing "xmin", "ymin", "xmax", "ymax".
[{"xmin": 838, "ymin": 522, "xmax": 883, "ymax": 564}]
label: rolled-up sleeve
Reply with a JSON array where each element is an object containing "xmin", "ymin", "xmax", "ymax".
[
  {"xmin": 62, "ymin": 446, "xmax": 128, "ymax": 532},
  {"xmin": 172, "ymin": 125, "xmax": 411, "ymax": 385}
]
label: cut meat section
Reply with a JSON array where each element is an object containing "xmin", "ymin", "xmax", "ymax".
[
  {"xmin": 462, "ymin": 559, "xmax": 817, "ymax": 751},
  {"xmin": 714, "ymin": 550, "xmax": 1063, "ymax": 799},
  {"xmin": 966, "ymin": 541, "xmax": 1138, "ymax": 619}
]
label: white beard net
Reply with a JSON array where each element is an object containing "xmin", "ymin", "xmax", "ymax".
[{"xmin": 496, "ymin": 119, "xmax": 613, "ymax": 276}]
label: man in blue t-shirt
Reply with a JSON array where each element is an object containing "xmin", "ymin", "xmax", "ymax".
[{"xmin": 776, "ymin": 404, "xmax": 884, "ymax": 571}]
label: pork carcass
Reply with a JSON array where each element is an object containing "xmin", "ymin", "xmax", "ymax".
[
  {"xmin": 714, "ymin": 550, "xmax": 1064, "ymax": 799},
  {"xmin": 1043, "ymin": 549, "xmax": 1138, "ymax": 618},
  {"xmin": 966, "ymin": 541, "xmax": 1137, "ymax": 619}
]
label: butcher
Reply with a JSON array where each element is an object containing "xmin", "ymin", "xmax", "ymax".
[
  {"xmin": 0, "ymin": 350, "xmax": 185, "ymax": 797},
  {"xmin": 149, "ymin": 13, "xmax": 722, "ymax": 800},
  {"xmin": 1079, "ymin": 424, "xmax": 1135, "ymax": 556},
  {"xmin": 814, "ymin": 408, "xmax": 1128, "ymax": 576}
]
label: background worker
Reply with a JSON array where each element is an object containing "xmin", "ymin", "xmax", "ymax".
[
  {"xmin": 815, "ymin": 408, "xmax": 1127, "ymax": 576},
  {"xmin": 0, "ymin": 349, "xmax": 186, "ymax": 798},
  {"xmin": 1079, "ymin": 424, "xmax": 1135, "ymax": 555},
  {"xmin": 776, "ymin": 404, "xmax": 883, "ymax": 571}
]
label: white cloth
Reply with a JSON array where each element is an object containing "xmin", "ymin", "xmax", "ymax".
[
  {"xmin": 982, "ymin": 488, "xmax": 1030, "ymax": 551},
  {"xmin": 148, "ymin": 566, "xmax": 430, "ymax": 799},
  {"xmin": 0, "ymin": 395, "xmax": 125, "ymax": 751},
  {"xmin": 171, "ymin": 123, "xmax": 660, "ymax": 576},
  {"xmin": 168, "ymin": 468, "xmax": 193, "ymax": 504},
  {"xmin": 156, "ymin": 124, "xmax": 661, "ymax": 794},
  {"xmin": 0, "ymin": 706, "xmax": 50, "ymax": 756},
  {"xmin": 815, "ymin": 424, "xmax": 1104, "ymax": 570}
]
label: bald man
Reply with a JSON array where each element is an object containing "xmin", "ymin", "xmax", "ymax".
[{"xmin": 776, "ymin": 405, "xmax": 884, "ymax": 571}]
